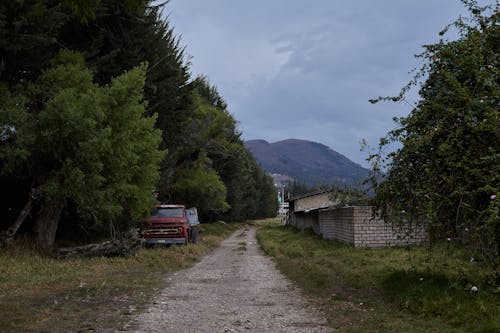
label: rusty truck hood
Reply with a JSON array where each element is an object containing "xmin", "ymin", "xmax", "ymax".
[{"xmin": 148, "ymin": 217, "xmax": 186, "ymax": 224}]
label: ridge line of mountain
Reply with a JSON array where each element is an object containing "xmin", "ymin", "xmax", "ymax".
[{"xmin": 244, "ymin": 138, "xmax": 369, "ymax": 186}]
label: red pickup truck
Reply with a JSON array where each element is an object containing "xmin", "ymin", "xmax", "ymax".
[{"xmin": 142, "ymin": 204, "xmax": 199, "ymax": 245}]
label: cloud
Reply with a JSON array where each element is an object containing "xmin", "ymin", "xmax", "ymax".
[{"xmin": 167, "ymin": 0, "xmax": 482, "ymax": 166}]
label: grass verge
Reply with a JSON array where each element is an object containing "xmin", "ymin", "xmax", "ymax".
[
  {"xmin": 0, "ymin": 222, "xmax": 242, "ymax": 333},
  {"xmin": 256, "ymin": 219, "xmax": 499, "ymax": 333}
]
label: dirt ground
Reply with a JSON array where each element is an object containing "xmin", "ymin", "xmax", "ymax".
[{"xmin": 123, "ymin": 226, "xmax": 331, "ymax": 333}]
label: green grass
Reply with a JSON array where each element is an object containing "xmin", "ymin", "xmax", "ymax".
[
  {"xmin": 256, "ymin": 219, "xmax": 499, "ymax": 333},
  {"xmin": 0, "ymin": 222, "xmax": 242, "ymax": 333}
]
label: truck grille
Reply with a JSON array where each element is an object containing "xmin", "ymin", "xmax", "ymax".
[{"xmin": 142, "ymin": 226, "xmax": 183, "ymax": 237}]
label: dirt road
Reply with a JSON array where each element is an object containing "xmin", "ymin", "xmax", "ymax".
[{"xmin": 125, "ymin": 226, "xmax": 331, "ymax": 333}]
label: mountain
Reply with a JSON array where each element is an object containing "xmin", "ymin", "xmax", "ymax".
[{"xmin": 244, "ymin": 139, "xmax": 369, "ymax": 187}]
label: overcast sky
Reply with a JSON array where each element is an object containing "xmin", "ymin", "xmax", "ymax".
[{"xmin": 167, "ymin": 1, "xmax": 486, "ymax": 167}]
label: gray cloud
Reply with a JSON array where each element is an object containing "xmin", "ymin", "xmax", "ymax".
[{"xmin": 168, "ymin": 0, "xmax": 487, "ymax": 166}]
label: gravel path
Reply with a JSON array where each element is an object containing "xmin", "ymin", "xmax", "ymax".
[{"xmin": 126, "ymin": 226, "xmax": 331, "ymax": 333}]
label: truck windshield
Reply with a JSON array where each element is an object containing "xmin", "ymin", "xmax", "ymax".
[{"xmin": 151, "ymin": 208, "xmax": 184, "ymax": 218}]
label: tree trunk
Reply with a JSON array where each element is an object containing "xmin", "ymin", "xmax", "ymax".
[
  {"xmin": 34, "ymin": 200, "xmax": 65, "ymax": 250},
  {"xmin": 0, "ymin": 198, "xmax": 32, "ymax": 248}
]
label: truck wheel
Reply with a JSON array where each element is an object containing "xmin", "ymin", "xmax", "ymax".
[{"xmin": 192, "ymin": 227, "xmax": 199, "ymax": 244}]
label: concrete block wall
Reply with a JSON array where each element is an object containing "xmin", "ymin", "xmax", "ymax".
[
  {"xmin": 319, "ymin": 208, "xmax": 354, "ymax": 244},
  {"xmin": 352, "ymin": 206, "xmax": 428, "ymax": 248},
  {"xmin": 314, "ymin": 206, "xmax": 427, "ymax": 248}
]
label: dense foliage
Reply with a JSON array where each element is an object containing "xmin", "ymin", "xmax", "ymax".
[
  {"xmin": 1, "ymin": 50, "xmax": 164, "ymax": 248},
  {"xmin": 189, "ymin": 77, "xmax": 278, "ymax": 221},
  {"xmin": 0, "ymin": 0, "xmax": 277, "ymax": 248},
  {"xmin": 368, "ymin": 1, "xmax": 499, "ymax": 262}
]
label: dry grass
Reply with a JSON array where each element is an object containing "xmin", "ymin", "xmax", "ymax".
[{"xmin": 0, "ymin": 222, "xmax": 242, "ymax": 333}]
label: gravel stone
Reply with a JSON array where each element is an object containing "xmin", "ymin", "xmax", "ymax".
[{"xmin": 125, "ymin": 226, "xmax": 332, "ymax": 332}]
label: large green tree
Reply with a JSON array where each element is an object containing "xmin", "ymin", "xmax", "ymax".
[
  {"xmin": 1, "ymin": 52, "xmax": 163, "ymax": 248},
  {"xmin": 157, "ymin": 93, "xmax": 230, "ymax": 219},
  {"xmin": 60, "ymin": 0, "xmax": 199, "ymax": 201},
  {"xmin": 1, "ymin": 0, "xmax": 277, "ymax": 247},
  {"xmin": 190, "ymin": 77, "xmax": 278, "ymax": 221},
  {"xmin": 1, "ymin": 0, "xmax": 189, "ymax": 243},
  {"xmin": 368, "ymin": 2, "xmax": 499, "ymax": 261}
]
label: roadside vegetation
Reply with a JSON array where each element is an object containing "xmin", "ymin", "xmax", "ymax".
[
  {"xmin": 0, "ymin": 0, "xmax": 277, "ymax": 250},
  {"xmin": 366, "ymin": 1, "xmax": 499, "ymax": 265},
  {"xmin": 0, "ymin": 222, "xmax": 242, "ymax": 333},
  {"xmin": 256, "ymin": 220, "xmax": 499, "ymax": 333}
]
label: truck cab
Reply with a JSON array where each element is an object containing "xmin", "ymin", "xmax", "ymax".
[{"xmin": 142, "ymin": 204, "xmax": 190, "ymax": 245}]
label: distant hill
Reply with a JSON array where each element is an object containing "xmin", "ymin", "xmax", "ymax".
[{"xmin": 244, "ymin": 139, "xmax": 369, "ymax": 187}]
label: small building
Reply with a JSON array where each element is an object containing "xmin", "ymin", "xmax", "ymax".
[{"xmin": 287, "ymin": 191, "xmax": 428, "ymax": 248}]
